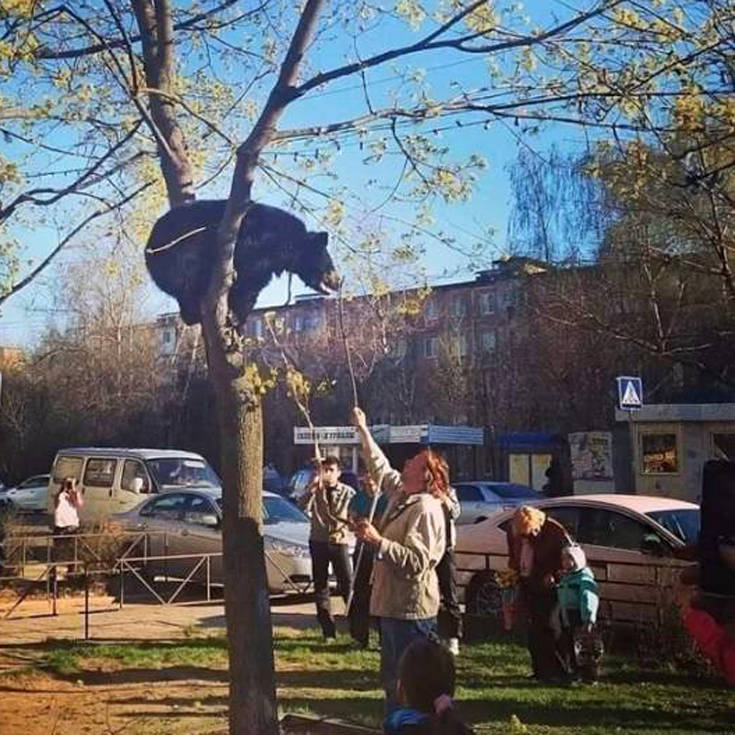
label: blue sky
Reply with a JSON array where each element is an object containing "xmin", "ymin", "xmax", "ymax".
[{"xmin": 0, "ymin": 0, "xmax": 595, "ymax": 347}]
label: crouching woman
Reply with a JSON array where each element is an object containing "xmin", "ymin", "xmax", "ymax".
[
  {"xmin": 507, "ymin": 505, "xmax": 569, "ymax": 682},
  {"xmin": 352, "ymin": 407, "xmax": 447, "ymax": 712}
]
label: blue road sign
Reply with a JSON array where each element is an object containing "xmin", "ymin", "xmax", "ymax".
[{"xmin": 617, "ymin": 376, "xmax": 643, "ymax": 411}]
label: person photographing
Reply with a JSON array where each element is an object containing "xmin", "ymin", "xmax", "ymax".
[
  {"xmin": 351, "ymin": 406, "xmax": 447, "ymax": 712},
  {"xmin": 53, "ymin": 477, "xmax": 83, "ymax": 575}
]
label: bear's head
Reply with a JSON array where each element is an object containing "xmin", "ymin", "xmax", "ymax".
[{"xmin": 294, "ymin": 231, "xmax": 340, "ymax": 295}]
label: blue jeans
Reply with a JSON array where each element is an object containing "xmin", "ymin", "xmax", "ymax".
[{"xmin": 380, "ymin": 616, "xmax": 437, "ymax": 713}]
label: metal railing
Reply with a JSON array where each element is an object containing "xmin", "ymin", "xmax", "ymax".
[{"xmin": 1, "ymin": 529, "xmax": 314, "ymax": 626}]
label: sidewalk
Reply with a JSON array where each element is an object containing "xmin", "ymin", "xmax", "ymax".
[{"xmin": 0, "ymin": 593, "xmax": 324, "ymax": 644}]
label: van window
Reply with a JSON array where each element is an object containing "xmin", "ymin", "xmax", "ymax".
[
  {"xmin": 84, "ymin": 458, "xmax": 118, "ymax": 488},
  {"xmin": 121, "ymin": 459, "xmax": 151, "ymax": 493},
  {"xmin": 52, "ymin": 456, "xmax": 84, "ymax": 483},
  {"xmin": 146, "ymin": 457, "xmax": 220, "ymax": 489}
]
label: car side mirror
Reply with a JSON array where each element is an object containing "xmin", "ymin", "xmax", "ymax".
[
  {"xmin": 201, "ymin": 514, "xmax": 220, "ymax": 528},
  {"xmin": 641, "ymin": 534, "xmax": 667, "ymax": 557}
]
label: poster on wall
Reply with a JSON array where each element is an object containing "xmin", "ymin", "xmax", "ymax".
[
  {"xmin": 509, "ymin": 454, "xmax": 530, "ymax": 486},
  {"xmin": 569, "ymin": 432, "xmax": 613, "ymax": 480}
]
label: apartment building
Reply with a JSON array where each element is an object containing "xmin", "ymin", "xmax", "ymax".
[{"xmin": 240, "ymin": 256, "xmax": 548, "ymax": 368}]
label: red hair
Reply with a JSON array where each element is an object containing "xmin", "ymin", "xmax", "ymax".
[{"xmin": 419, "ymin": 449, "xmax": 450, "ymax": 498}]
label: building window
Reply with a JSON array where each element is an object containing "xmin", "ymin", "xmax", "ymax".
[
  {"xmin": 452, "ymin": 298, "xmax": 466, "ymax": 317},
  {"xmin": 292, "ymin": 315, "xmax": 303, "ymax": 332},
  {"xmin": 479, "ymin": 292, "xmax": 495, "ymax": 315},
  {"xmin": 424, "ymin": 336, "xmax": 439, "ymax": 359},
  {"xmin": 480, "ymin": 330, "xmax": 496, "ymax": 353},
  {"xmin": 640, "ymin": 433, "xmax": 679, "ymax": 474},
  {"xmin": 424, "ymin": 299, "xmax": 438, "ymax": 321},
  {"xmin": 252, "ymin": 318, "xmax": 263, "ymax": 339}
]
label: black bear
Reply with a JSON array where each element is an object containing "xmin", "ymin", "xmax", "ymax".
[{"xmin": 145, "ymin": 200, "xmax": 339, "ymax": 325}]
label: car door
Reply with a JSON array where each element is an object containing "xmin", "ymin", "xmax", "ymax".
[
  {"xmin": 117, "ymin": 459, "xmax": 154, "ymax": 512},
  {"xmin": 574, "ymin": 506, "xmax": 680, "ymax": 623},
  {"xmin": 455, "ymin": 484, "xmax": 486, "ymax": 524},
  {"xmin": 135, "ymin": 493, "xmax": 189, "ymax": 577},
  {"xmin": 81, "ymin": 457, "xmax": 118, "ymax": 521},
  {"xmin": 178, "ymin": 494, "xmax": 223, "ymax": 583}
]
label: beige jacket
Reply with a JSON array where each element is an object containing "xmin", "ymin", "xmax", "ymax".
[
  {"xmin": 364, "ymin": 435, "xmax": 445, "ymax": 620},
  {"xmin": 300, "ymin": 481, "xmax": 355, "ymax": 545}
]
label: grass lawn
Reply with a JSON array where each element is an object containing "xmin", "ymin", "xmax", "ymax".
[{"xmin": 7, "ymin": 629, "xmax": 733, "ymax": 734}]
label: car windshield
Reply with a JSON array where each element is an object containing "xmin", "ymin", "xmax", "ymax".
[
  {"xmin": 263, "ymin": 496, "xmax": 308, "ymax": 525},
  {"xmin": 146, "ymin": 457, "xmax": 221, "ymax": 489},
  {"xmin": 646, "ymin": 508, "xmax": 700, "ymax": 545},
  {"xmin": 486, "ymin": 484, "xmax": 538, "ymax": 500},
  {"xmin": 212, "ymin": 496, "xmax": 308, "ymax": 525}
]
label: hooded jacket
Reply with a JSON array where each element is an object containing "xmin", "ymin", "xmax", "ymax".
[{"xmin": 556, "ymin": 567, "xmax": 599, "ymax": 625}]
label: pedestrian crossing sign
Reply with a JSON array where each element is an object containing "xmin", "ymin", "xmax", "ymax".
[{"xmin": 617, "ymin": 376, "xmax": 643, "ymax": 411}]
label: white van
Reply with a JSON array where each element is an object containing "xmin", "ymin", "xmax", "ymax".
[{"xmin": 47, "ymin": 447, "xmax": 222, "ymax": 524}]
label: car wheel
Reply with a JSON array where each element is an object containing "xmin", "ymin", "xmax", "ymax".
[{"xmin": 466, "ymin": 570, "xmax": 503, "ymax": 619}]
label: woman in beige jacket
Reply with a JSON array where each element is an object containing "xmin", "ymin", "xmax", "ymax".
[{"xmin": 351, "ymin": 407, "xmax": 447, "ymax": 712}]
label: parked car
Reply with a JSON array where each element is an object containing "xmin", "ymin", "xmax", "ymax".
[
  {"xmin": 263, "ymin": 464, "xmax": 287, "ymax": 496},
  {"xmin": 114, "ymin": 488, "xmax": 312, "ymax": 594},
  {"xmin": 0, "ymin": 474, "xmax": 51, "ymax": 512},
  {"xmin": 453, "ymin": 481, "xmax": 540, "ymax": 524},
  {"xmin": 456, "ymin": 494, "xmax": 699, "ymax": 626}
]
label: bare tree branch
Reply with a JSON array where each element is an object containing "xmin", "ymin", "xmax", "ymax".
[
  {"xmin": 295, "ymin": 1, "xmax": 620, "ymax": 97},
  {"xmin": 0, "ymin": 182, "xmax": 153, "ymax": 308}
]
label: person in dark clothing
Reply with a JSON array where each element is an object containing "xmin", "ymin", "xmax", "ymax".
[
  {"xmin": 436, "ymin": 486, "xmax": 462, "ymax": 655},
  {"xmin": 507, "ymin": 505, "xmax": 570, "ymax": 682},
  {"xmin": 348, "ymin": 472, "xmax": 387, "ymax": 648},
  {"xmin": 543, "ymin": 457, "xmax": 564, "ymax": 497},
  {"xmin": 383, "ymin": 637, "xmax": 474, "ymax": 735},
  {"xmin": 299, "ymin": 456, "xmax": 355, "ymax": 639}
]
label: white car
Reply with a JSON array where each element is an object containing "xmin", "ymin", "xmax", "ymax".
[
  {"xmin": 0, "ymin": 474, "xmax": 51, "ymax": 512},
  {"xmin": 114, "ymin": 488, "xmax": 313, "ymax": 594},
  {"xmin": 456, "ymin": 494, "xmax": 699, "ymax": 625}
]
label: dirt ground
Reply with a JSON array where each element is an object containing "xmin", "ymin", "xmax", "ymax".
[{"xmin": 0, "ymin": 590, "xmax": 323, "ymax": 735}]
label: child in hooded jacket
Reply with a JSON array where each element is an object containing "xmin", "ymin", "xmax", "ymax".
[
  {"xmin": 383, "ymin": 637, "xmax": 474, "ymax": 735},
  {"xmin": 556, "ymin": 544, "xmax": 602, "ymax": 683}
]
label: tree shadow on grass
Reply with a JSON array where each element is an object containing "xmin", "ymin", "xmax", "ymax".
[
  {"xmin": 460, "ymin": 694, "xmax": 733, "ymax": 733},
  {"xmin": 113, "ymin": 691, "xmax": 229, "ymax": 708}
]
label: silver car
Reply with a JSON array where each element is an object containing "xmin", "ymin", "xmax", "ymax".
[
  {"xmin": 114, "ymin": 488, "xmax": 312, "ymax": 594},
  {"xmin": 0, "ymin": 474, "xmax": 51, "ymax": 512},
  {"xmin": 454, "ymin": 481, "xmax": 540, "ymax": 524}
]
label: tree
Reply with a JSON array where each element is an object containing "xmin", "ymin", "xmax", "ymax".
[
  {"xmin": 504, "ymin": 0, "xmax": 735, "ymax": 389},
  {"xmin": 508, "ymin": 142, "xmax": 735, "ymax": 391},
  {"xmin": 7, "ymin": 2, "xmax": 723, "ymax": 733}
]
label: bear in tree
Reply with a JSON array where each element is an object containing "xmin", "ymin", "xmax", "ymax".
[{"xmin": 145, "ymin": 200, "xmax": 340, "ymax": 326}]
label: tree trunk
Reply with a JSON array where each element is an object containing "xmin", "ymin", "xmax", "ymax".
[{"xmin": 202, "ymin": 328, "xmax": 279, "ymax": 735}]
